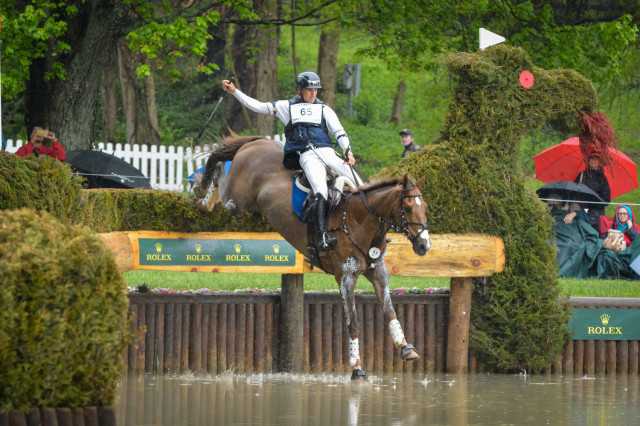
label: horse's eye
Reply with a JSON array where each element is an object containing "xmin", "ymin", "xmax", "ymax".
[{"xmin": 404, "ymin": 206, "xmax": 412, "ymax": 214}]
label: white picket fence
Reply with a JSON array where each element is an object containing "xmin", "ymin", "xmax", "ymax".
[{"xmin": 4, "ymin": 135, "xmax": 285, "ymax": 191}]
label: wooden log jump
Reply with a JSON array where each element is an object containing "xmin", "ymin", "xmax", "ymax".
[{"xmin": 100, "ymin": 231, "xmax": 505, "ymax": 374}]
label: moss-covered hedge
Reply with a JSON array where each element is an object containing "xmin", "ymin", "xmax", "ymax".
[
  {"xmin": 378, "ymin": 45, "xmax": 598, "ymax": 372},
  {"xmin": 0, "ymin": 152, "xmax": 272, "ymax": 233},
  {"xmin": 0, "ymin": 209, "xmax": 134, "ymax": 412}
]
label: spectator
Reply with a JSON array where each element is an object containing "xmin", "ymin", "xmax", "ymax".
[
  {"xmin": 563, "ymin": 201, "xmax": 589, "ymax": 224},
  {"xmin": 600, "ymin": 204, "xmax": 640, "ymax": 248},
  {"xmin": 575, "ymin": 155, "xmax": 610, "ymax": 228},
  {"xmin": 399, "ymin": 129, "xmax": 423, "ymax": 158},
  {"xmin": 16, "ymin": 127, "xmax": 66, "ymax": 161}
]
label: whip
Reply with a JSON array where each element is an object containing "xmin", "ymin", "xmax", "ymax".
[{"xmin": 197, "ymin": 77, "xmax": 234, "ymax": 139}]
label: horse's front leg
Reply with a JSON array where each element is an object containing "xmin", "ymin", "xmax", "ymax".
[
  {"xmin": 336, "ymin": 257, "xmax": 367, "ymax": 381},
  {"xmin": 364, "ymin": 258, "xmax": 420, "ymax": 362}
]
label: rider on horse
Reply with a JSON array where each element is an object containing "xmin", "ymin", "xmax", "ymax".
[{"xmin": 222, "ymin": 72, "xmax": 359, "ymax": 254}]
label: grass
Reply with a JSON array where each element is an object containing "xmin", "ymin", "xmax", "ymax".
[
  {"xmin": 123, "ymin": 270, "xmax": 449, "ymax": 292},
  {"xmin": 123, "ymin": 270, "xmax": 639, "ymax": 297}
]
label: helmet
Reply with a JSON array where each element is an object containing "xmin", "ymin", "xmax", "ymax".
[{"xmin": 295, "ymin": 71, "xmax": 322, "ymax": 89}]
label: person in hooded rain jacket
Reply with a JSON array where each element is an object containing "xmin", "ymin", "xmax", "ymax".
[{"xmin": 599, "ymin": 204, "xmax": 640, "ymax": 246}]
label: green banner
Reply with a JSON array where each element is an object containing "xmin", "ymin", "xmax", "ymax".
[
  {"xmin": 569, "ymin": 308, "xmax": 640, "ymax": 340},
  {"xmin": 139, "ymin": 238, "xmax": 296, "ymax": 267}
]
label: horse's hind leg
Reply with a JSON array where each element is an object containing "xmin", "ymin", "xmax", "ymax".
[
  {"xmin": 336, "ymin": 259, "xmax": 367, "ymax": 381},
  {"xmin": 364, "ymin": 261, "xmax": 420, "ymax": 362}
]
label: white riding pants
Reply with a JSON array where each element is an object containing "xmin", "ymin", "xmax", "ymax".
[{"xmin": 299, "ymin": 146, "xmax": 361, "ymax": 199}]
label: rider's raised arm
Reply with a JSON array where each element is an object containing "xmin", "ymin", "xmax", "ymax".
[{"xmin": 231, "ymin": 90, "xmax": 291, "ymax": 125}]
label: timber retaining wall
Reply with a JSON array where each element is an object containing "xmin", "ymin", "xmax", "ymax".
[{"xmin": 125, "ymin": 293, "xmax": 640, "ymax": 375}]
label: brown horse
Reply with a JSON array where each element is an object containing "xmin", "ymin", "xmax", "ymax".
[{"xmin": 198, "ymin": 136, "xmax": 431, "ymax": 379}]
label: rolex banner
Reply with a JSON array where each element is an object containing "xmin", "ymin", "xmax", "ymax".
[
  {"xmin": 569, "ymin": 308, "xmax": 640, "ymax": 340},
  {"xmin": 128, "ymin": 231, "xmax": 304, "ymax": 273}
]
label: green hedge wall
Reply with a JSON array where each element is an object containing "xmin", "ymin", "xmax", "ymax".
[
  {"xmin": 0, "ymin": 152, "xmax": 272, "ymax": 233},
  {"xmin": 0, "ymin": 209, "xmax": 134, "ymax": 412}
]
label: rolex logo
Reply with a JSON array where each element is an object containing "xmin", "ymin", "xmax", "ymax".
[
  {"xmin": 155, "ymin": 243, "xmax": 162, "ymax": 253},
  {"xmin": 234, "ymin": 243, "xmax": 242, "ymax": 254},
  {"xmin": 600, "ymin": 314, "xmax": 610, "ymax": 326},
  {"xmin": 273, "ymin": 244, "xmax": 280, "ymax": 254},
  {"xmin": 195, "ymin": 243, "xmax": 202, "ymax": 253}
]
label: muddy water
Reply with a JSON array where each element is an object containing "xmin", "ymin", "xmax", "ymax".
[{"xmin": 116, "ymin": 372, "xmax": 639, "ymax": 425}]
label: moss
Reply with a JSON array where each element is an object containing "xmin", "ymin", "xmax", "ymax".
[
  {"xmin": 378, "ymin": 45, "xmax": 597, "ymax": 372},
  {"xmin": 0, "ymin": 152, "xmax": 272, "ymax": 233},
  {"xmin": 0, "ymin": 209, "xmax": 134, "ymax": 411}
]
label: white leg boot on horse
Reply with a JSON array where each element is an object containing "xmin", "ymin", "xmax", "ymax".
[
  {"xmin": 314, "ymin": 193, "xmax": 337, "ymax": 253},
  {"xmin": 338, "ymin": 262, "xmax": 368, "ymax": 382},
  {"xmin": 365, "ymin": 260, "xmax": 420, "ymax": 362}
]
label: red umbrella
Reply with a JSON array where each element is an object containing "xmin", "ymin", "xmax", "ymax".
[{"xmin": 534, "ymin": 137, "xmax": 638, "ymax": 199}]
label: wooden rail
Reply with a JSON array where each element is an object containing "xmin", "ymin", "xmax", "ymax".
[
  {"xmin": 123, "ymin": 293, "xmax": 640, "ymax": 375},
  {"xmin": 124, "ymin": 293, "xmax": 450, "ymax": 375},
  {"xmin": 101, "ymin": 231, "xmax": 504, "ymax": 373}
]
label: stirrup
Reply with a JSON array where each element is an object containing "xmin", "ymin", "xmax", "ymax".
[{"xmin": 317, "ymin": 233, "xmax": 337, "ymax": 252}]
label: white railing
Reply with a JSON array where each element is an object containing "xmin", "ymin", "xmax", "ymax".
[{"xmin": 4, "ymin": 135, "xmax": 285, "ymax": 191}]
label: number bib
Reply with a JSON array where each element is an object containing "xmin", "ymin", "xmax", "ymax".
[{"xmin": 290, "ymin": 103, "xmax": 323, "ymax": 125}]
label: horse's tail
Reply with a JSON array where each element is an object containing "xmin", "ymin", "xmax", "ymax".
[{"xmin": 199, "ymin": 135, "xmax": 264, "ymax": 190}]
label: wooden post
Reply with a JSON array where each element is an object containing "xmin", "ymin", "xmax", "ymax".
[
  {"xmin": 280, "ymin": 273, "xmax": 304, "ymax": 372},
  {"xmin": 446, "ymin": 277, "xmax": 473, "ymax": 373}
]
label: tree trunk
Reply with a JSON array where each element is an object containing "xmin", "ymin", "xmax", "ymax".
[
  {"xmin": 226, "ymin": 23, "xmax": 256, "ymax": 133},
  {"xmin": 226, "ymin": 0, "xmax": 280, "ymax": 135},
  {"xmin": 254, "ymin": 0, "xmax": 279, "ymax": 136},
  {"xmin": 390, "ymin": 80, "xmax": 407, "ymax": 124},
  {"xmin": 100, "ymin": 46, "xmax": 118, "ymax": 143},
  {"xmin": 25, "ymin": 0, "xmax": 129, "ymax": 151},
  {"xmin": 317, "ymin": 27, "xmax": 340, "ymax": 109},
  {"xmin": 117, "ymin": 39, "xmax": 140, "ymax": 145},
  {"xmin": 143, "ymin": 66, "xmax": 161, "ymax": 146}
]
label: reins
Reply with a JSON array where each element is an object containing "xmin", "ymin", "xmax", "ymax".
[{"xmin": 331, "ymin": 170, "xmax": 429, "ymax": 266}]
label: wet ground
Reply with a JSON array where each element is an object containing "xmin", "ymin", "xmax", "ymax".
[{"xmin": 116, "ymin": 372, "xmax": 639, "ymax": 425}]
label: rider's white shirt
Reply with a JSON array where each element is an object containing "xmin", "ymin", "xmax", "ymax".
[{"xmin": 232, "ymin": 89, "xmax": 350, "ymax": 150}]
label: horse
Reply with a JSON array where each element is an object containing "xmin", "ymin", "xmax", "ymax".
[{"xmin": 198, "ymin": 135, "xmax": 432, "ymax": 380}]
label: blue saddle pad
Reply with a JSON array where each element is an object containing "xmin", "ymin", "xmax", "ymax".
[
  {"xmin": 187, "ymin": 161, "xmax": 232, "ymax": 183},
  {"xmin": 292, "ymin": 177, "xmax": 310, "ymax": 221}
]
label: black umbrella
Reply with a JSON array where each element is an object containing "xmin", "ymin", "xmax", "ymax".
[
  {"xmin": 65, "ymin": 150, "xmax": 152, "ymax": 189},
  {"xmin": 535, "ymin": 181, "xmax": 605, "ymax": 206}
]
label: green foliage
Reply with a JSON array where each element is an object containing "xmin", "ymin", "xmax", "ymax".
[
  {"xmin": 0, "ymin": 0, "xmax": 75, "ymax": 99},
  {"xmin": 0, "ymin": 209, "xmax": 133, "ymax": 412},
  {"xmin": 0, "ymin": 152, "xmax": 84, "ymax": 217},
  {"xmin": 0, "ymin": 152, "xmax": 272, "ymax": 233},
  {"xmin": 378, "ymin": 45, "xmax": 599, "ymax": 372}
]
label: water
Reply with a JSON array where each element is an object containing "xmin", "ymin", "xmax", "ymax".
[{"xmin": 116, "ymin": 372, "xmax": 639, "ymax": 425}]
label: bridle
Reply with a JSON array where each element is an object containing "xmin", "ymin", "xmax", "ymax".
[{"xmin": 332, "ymin": 180, "xmax": 429, "ymax": 266}]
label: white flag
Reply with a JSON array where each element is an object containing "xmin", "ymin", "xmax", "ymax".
[{"xmin": 479, "ymin": 28, "xmax": 506, "ymax": 50}]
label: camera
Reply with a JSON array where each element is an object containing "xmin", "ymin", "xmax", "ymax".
[
  {"xmin": 35, "ymin": 129, "xmax": 49, "ymax": 137},
  {"xmin": 42, "ymin": 138, "xmax": 54, "ymax": 147}
]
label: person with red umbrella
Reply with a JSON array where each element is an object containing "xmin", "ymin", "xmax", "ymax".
[{"xmin": 575, "ymin": 154, "xmax": 610, "ymax": 227}]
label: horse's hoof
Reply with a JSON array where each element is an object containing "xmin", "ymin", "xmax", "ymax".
[
  {"xmin": 401, "ymin": 344, "xmax": 420, "ymax": 362},
  {"xmin": 350, "ymin": 369, "xmax": 368, "ymax": 382}
]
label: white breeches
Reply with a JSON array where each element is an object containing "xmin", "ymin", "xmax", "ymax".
[{"xmin": 299, "ymin": 146, "xmax": 361, "ymax": 199}]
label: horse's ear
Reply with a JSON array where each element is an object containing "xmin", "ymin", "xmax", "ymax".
[
  {"xmin": 402, "ymin": 173, "xmax": 409, "ymax": 188},
  {"xmin": 416, "ymin": 176, "xmax": 425, "ymax": 189}
]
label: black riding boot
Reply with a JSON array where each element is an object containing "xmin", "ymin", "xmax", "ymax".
[{"xmin": 314, "ymin": 193, "xmax": 337, "ymax": 253}]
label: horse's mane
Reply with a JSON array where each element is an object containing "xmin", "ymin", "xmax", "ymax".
[
  {"xmin": 199, "ymin": 135, "xmax": 265, "ymax": 190},
  {"xmin": 353, "ymin": 177, "xmax": 408, "ymax": 193}
]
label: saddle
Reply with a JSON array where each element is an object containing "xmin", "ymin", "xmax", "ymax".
[{"xmin": 292, "ymin": 170, "xmax": 357, "ymax": 222}]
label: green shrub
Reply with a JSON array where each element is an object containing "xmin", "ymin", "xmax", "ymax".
[
  {"xmin": 0, "ymin": 152, "xmax": 272, "ymax": 233},
  {"xmin": 0, "ymin": 209, "xmax": 134, "ymax": 412},
  {"xmin": 378, "ymin": 45, "xmax": 597, "ymax": 372}
]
